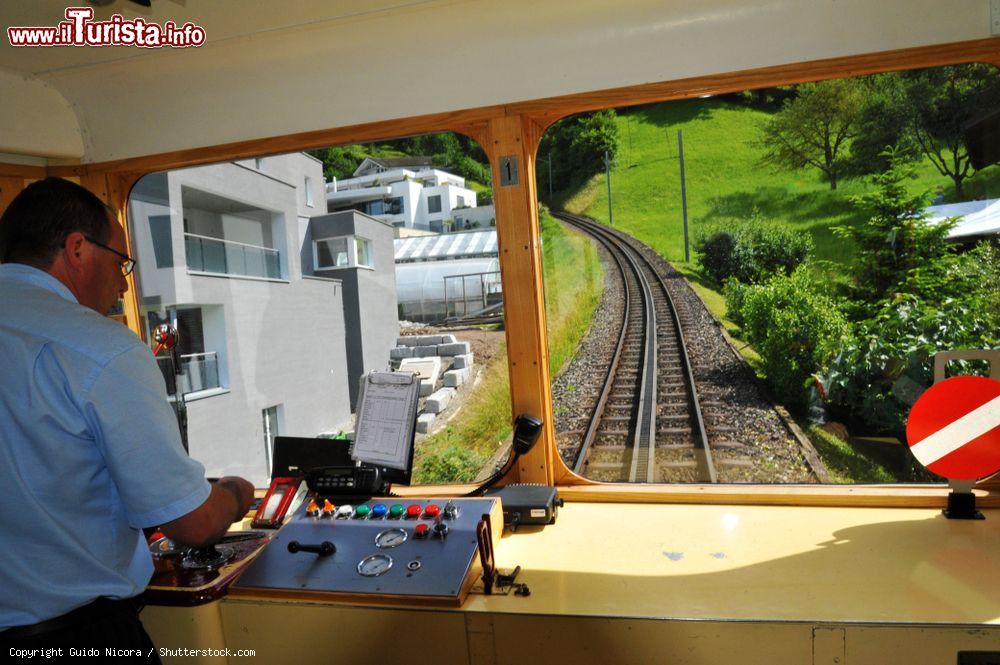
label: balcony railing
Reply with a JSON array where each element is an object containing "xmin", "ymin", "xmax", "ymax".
[
  {"xmin": 157, "ymin": 351, "xmax": 221, "ymax": 396},
  {"xmin": 185, "ymin": 232, "xmax": 280, "ymax": 279}
]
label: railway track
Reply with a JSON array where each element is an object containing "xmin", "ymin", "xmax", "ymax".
[{"xmin": 553, "ymin": 212, "xmax": 716, "ymax": 483}]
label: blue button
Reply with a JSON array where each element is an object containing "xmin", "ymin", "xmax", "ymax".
[{"xmin": 371, "ymin": 503, "xmax": 388, "ymax": 518}]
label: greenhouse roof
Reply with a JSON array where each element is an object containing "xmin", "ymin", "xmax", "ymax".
[
  {"xmin": 926, "ymin": 198, "xmax": 1000, "ymax": 240},
  {"xmin": 394, "ymin": 230, "xmax": 498, "ymax": 263}
]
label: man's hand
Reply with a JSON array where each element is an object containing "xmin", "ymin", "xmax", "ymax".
[
  {"xmin": 160, "ymin": 476, "xmax": 256, "ymax": 548},
  {"xmin": 215, "ymin": 476, "xmax": 255, "ymax": 523}
]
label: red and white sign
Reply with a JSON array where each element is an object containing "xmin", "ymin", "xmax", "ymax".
[{"xmin": 906, "ymin": 376, "xmax": 1000, "ymax": 480}]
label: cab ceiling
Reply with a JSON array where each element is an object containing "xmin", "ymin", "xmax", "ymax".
[{"xmin": 0, "ymin": 0, "xmax": 990, "ymax": 164}]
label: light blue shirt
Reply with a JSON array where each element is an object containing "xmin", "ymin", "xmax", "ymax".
[{"xmin": 0, "ymin": 263, "xmax": 211, "ymax": 629}]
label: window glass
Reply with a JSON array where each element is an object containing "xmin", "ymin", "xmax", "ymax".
[
  {"xmin": 539, "ymin": 64, "xmax": 1000, "ymax": 485},
  {"xmin": 356, "ymin": 237, "xmax": 373, "ymax": 268},
  {"xmin": 316, "ymin": 237, "xmax": 350, "ymax": 268},
  {"xmin": 428, "ymin": 195, "xmax": 442, "ymax": 214},
  {"xmin": 128, "ymin": 135, "xmax": 505, "ymax": 487}
]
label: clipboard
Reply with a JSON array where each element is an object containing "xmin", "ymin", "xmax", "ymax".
[{"xmin": 351, "ymin": 371, "xmax": 420, "ymax": 484}]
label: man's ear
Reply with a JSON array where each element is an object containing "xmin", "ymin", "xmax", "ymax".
[{"xmin": 62, "ymin": 231, "xmax": 88, "ymax": 272}]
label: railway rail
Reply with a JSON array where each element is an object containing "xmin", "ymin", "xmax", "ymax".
[
  {"xmin": 551, "ymin": 212, "xmax": 819, "ymax": 484},
  {"xmin": 553, "ymin": 212, "xmax": 716, "ymax": 483}
]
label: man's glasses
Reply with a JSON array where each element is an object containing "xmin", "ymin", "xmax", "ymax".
[{"xmin": 84, "ymin": 236, "xmax": 136, "ymax": 276}]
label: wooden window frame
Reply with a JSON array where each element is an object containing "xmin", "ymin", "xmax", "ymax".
[{"xmin": 4, "ymin": 37, "xmax": 997, "ymax": 507}]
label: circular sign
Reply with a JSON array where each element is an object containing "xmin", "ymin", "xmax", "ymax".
[{"xmin": 906, "ymin": 376, "xmax": 1000, "ymax": 480}]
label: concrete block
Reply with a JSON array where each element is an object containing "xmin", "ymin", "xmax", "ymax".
[
  {"xmin": 390, "ymin": 346, "xmax": 414, "ymax": 360},
  {"xmin": 425, "ymin": 387, "xmax": 456, "ymax": 413},
  {"xmin": 438, "ymin": 342, "xmax": 471, "ymax": 356},
  {"xmin": 413, "ymin": 345, "xmax": 439, "ymax": 358},
  {"xmin": 451, "ymin": 353, "xmax": 474, "ymax": 369},
  {"xmin": 416, "ymin": 413, "xmax": 436, "ymax": 434},
  {"xmin": 443, "ymin": 368, "xmax": 471, "ymax": 388},
  {"xmin": 398, "ymin": 357, "xmax": 442, "ymax": 390},
  {"xmin": 439, "ymin": 334, "xmax": 457, "ymax": 344}
]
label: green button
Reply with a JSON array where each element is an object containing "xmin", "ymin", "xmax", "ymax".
[
  {"xmin": 355, "ymin": 504, "xmax": 371, "ymax": 518},
  {"xmin": 389, "ymin": 504, "xmax": 405, "ymax": 518}
]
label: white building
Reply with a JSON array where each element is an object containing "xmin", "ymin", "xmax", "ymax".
[
  {"xmin": 326, "ymin": 157, "xmax": 483, "ymax": 232},
  {"xmin": 127, "ymin": 153, "xmax": 398, "ymax": 485}
]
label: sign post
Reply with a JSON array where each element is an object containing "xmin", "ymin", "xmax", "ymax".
[{"xmin": 906, "ymin": 375, "xmax": 1000, "ymax": 519}]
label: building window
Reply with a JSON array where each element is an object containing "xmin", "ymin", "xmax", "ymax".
[
  {"xmin": 456, "ymin": 195, "xmax": 466, "ymax": 208},
  {"xmin": 428, "ymin": 195, "xmax": 442, "ymax": 214},
  {"xmin": 305, "ymin": 176, "xmax": 314, "ymax": 207},
  {"xmin": 315, "ymin": 237, "xmax": 350, "ymax": 268},
  {"xmin": 263, "ymin": 405, "xmax": 282, "ymax": 477},
  {"xmin": 356, "ymin": 237, "xmax": 373, "ymax": 268}
]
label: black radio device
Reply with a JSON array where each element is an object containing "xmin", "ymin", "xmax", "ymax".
[{"xmin": 306, "ymin": 464, "xmax": 386, "ymax": 496}]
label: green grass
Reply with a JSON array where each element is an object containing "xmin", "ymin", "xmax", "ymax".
[
  {"xmin": 540, "ymin": 206, "xmax": 605, "ymax": 374},
  {"xmin": 564, "ymin": 99, "xmax": 1000, "ymax": 270},
  {"xmin": 806, "ymin": 426, "xmax": 898, "ymax": 484},
  {"xmin": 413, "ymin": 207, "xmax": 604, "ymax": 484}
]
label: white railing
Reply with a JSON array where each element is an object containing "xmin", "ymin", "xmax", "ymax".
[{"xmin": 185, "ymin": 232, "xmax": 280, "ymax": 279}]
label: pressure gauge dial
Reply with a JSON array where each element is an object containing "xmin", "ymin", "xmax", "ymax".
[
  {"xmin": 374, "ymin": 528, "xmax": 407, "ymax": 549},
  {"xmin": 357, "ymin": 553, "xmax": 393, "ymax": 577}
]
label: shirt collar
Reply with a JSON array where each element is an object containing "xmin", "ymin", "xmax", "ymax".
[{"xmin": 0, "ymin": 263, "xmax": 79, "ymax": 304}]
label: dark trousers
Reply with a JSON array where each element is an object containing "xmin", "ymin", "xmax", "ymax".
[{"xmin": 1, "ymin": 597, "xmax": 160, "ymax": 662}]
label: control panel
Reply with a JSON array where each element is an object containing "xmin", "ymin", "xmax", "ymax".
[{"xmin": 230, "ymin": 497, "xmax": 502, "ymax": 607}]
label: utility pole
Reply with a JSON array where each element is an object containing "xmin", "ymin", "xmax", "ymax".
[
  {"xmin": 678, "ymin": 129, "xmax": 690, "ymax": 262},
  {"xmin": 604, "ymin": 150, "xmax": 613, "ymax": 226}
]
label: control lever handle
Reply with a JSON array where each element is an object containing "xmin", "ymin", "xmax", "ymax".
[
  {"xmin": 287, "ymin": 540, "xmax": 336, "ymax": 556},
  {"xmin": 476, "ymin": 514, "xmax": 496, "ymax": 594}
]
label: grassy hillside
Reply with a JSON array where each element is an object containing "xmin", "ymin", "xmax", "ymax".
[{"xmin": 560, "ymin": 99, "xmax": 1000, "ymax": 272}]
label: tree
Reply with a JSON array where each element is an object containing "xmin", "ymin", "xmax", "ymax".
[
  {"xmin": 537, "ymin": 110, "xmax": 619, "ymax": 192},
  {"xmin": 758, "ymin": 78, "xmax": 864, "ymax": 189},
  {"xmin": 832, "ymin": 149, "xmax": 959, "ymax": 312},
  {"xmin": 846, "ymin": 73, "xmax": 921, "ymax": 176},
  {"xmin": 901, "ymin": 64, "xmax": 1000, "ymax": 200}
]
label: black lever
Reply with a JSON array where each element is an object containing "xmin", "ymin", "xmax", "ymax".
[{"xmin": 287, "ymin": 540, "xmax": 336, "ymax": 556}]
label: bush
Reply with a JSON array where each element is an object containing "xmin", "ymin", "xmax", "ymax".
[
  {"xmin": 733, "ymin": 269, "xmax": 850, "ymax": 409},
  {"xmin": 415, "ymin": 444, "xmax": 486, "ymax": 484},
  {"xmin": 823, "ymin": 292, "xmax": 999, "ymax": 438},
  {"xmin": 694, "ymin": 218, "xmax": 813, "ymax": 285}
]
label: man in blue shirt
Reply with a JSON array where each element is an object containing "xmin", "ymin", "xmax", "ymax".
[{"xmin": 0, "ymin": 178, "xmax": 255, "ymax": 655}]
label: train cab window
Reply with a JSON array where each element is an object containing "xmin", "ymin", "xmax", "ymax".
[
  {"xmin": 539, "ymin": 64, "xmax": 1000, "ymax": 486},
  {"xmin": 127, "ymin": 134, "xmax": 505, "ymax": 488}
]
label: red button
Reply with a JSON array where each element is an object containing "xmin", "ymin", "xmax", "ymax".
[
  {"xmin": 415, "ymin": 523, "xmax": 429, "ymax": 537},
  {"xmin": 424, "ymin": 504, "xmax": 440, "ymax": 518},
  {"xmin": 406, "ymin": 504, "xmax": 422, "ymax": 518}
]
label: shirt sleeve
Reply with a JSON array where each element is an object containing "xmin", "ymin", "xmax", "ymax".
[{"xmin": 82, "ymin": 342, "xmax": 211, "ymax": 529}]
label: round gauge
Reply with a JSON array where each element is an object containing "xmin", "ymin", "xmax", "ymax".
[
  {"xmin": 357, "ymin": 553, "xmax": 393, "ymax": 577},
  {"xmin": 374, "ymin": 528, "xmax": 407, "ymax": 549}
]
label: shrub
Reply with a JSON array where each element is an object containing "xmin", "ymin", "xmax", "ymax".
[
  {"xmin": 694, "ymin": 218, "xmax": 813, "ymax": 286},
  {"xmin": 733, "ymin": 269, "xmax": 850, "ymax": 409},
  {"xmin": 823, "ymin": 292, "xmax": 999, "ymax": 438},
  {"xmin": 415, "ymin": 444, "xmax": 486, "ymax": 484}
]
